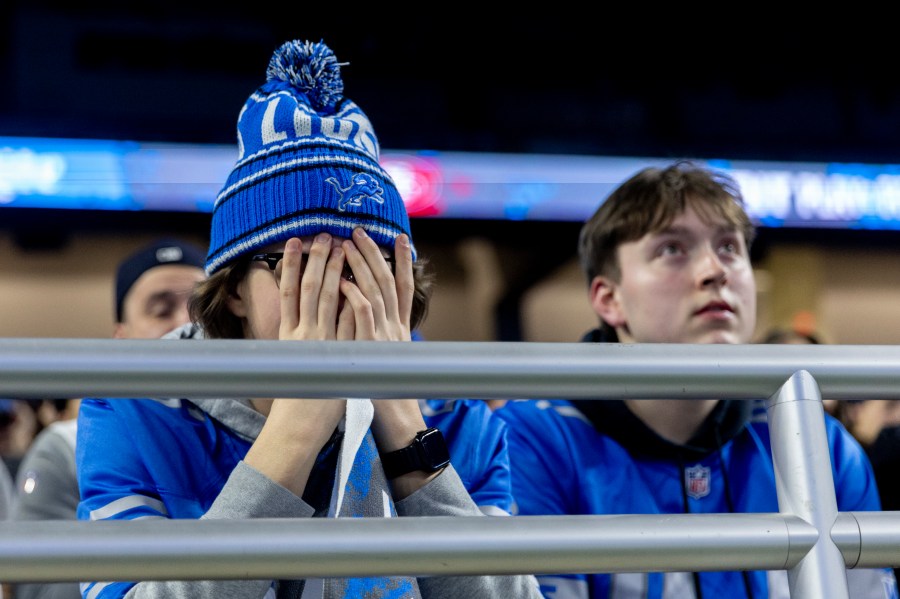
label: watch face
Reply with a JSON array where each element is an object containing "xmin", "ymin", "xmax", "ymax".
[{"xmin": 418, "ymin": 429, "xmax": 451, "ymax": 469}]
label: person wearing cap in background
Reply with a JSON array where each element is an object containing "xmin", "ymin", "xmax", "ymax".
[
  {"xmin": 74, "ymin": 39, "xmax": 540, "ymax": 599},
  {"xmin": 111, "ymin": 238, "xmax": 208, "ymax": 340},
  {"xmin": 11, "ymin": 238, "xmax": 206, "ymax": 599}
]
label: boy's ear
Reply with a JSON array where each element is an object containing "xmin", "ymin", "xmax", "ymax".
[
  {"xmin": 226, "ymin": 281, "xmax": 248, "ymax": 318},
  {"xmin": 589, "ymin": 275, "xmax": 626, "ymax": 329}
]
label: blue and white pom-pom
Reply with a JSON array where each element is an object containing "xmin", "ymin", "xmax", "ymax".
[{"xmin": 266, "ymin": 39, "xmax": 346, "ymax": 110}]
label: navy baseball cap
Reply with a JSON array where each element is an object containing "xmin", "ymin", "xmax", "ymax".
[{"xmin": 115, "ymin": 239, "xmax": 206, "ymax": 322}]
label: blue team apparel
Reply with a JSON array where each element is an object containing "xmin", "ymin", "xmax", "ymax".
[
  {"xmin": 496, "ymin": 394, "xmax": 898, "ymax": 599},
  {"xmin": 419, "ymin": 398, "xmax": 513, "ymax": 515},
  {"xmin": 77, "ymin": 394, "xmax": 513, "ymax": 599}
]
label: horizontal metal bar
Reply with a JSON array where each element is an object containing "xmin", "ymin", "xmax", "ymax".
[
  {"xmin": 0, "ymin": 338, "xmax": 899, "ymax": 400},
  {"xmin": 0, "ymin": 514, "xmax": 818, "ymax": 582},
  {"xmin": 834, "ymin": 511, "xmax": 900, "ymax": 569}
]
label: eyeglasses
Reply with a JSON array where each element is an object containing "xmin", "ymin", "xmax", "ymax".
[{"xmin": 250, "ymin": 252, "xmax": 396, "ymax": 287}]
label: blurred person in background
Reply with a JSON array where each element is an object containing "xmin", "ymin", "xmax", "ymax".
[
  {"xmin": 0, "ymin": 401, "xmax": 16, "ymax": 519},
  {"xmin": 759, "ymin": 327, "xmax": 821, "ymax": 346},
  {"xmin": 11, "ymin": 238, "xmax": 206, "ymax": 599},
  {"xmin": 0, "ymin": 452, "xmax": 10, "ymax": 599},
  {"xmin": 833, "ymin": 400, "xmax": 900, "ymax": 454},
  {"xmin": 0, "ymin": 399, "xmax": 40, "ymax": 480},
  {"xmin": 868, "ymin": 419, "xmax": 900, "ymax": 584}
]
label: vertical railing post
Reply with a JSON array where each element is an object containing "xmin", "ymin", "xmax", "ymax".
[{"xmin": 766, "ymin": 369, "xmax": 849, "ymax": 599}]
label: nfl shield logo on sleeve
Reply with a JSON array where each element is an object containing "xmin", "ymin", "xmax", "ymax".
[{"xmin": 685, "ymin": 464, "xmax": 711, "ymax": 499}]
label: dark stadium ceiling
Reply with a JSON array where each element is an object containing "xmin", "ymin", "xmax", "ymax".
[{"xmin": 3, "ymin": 4, "xmax": 899, "ymax": 164}]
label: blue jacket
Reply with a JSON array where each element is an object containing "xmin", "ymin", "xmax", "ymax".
[
  {"xmin": 420, "ymin": 398, "xmax": 513, "ymax": 515},
  {"xmin": 77, "ymin": 391, "xmax": 524, "ymax": 599},
  {"xmin": 496, "ymin": 376, "xmax": 898, "ymax": 598}
]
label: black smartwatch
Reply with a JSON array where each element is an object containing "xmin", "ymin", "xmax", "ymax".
[{"xmin": 380, "ymin": 427, "xmax": 451, "ymax": 479}]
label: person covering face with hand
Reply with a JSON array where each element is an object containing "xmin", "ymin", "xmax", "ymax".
[
  {"xmin": 75, "ymin": 39, "xmax": 539, "ymax": 599},
  {"xmin": 223, "ymin": 228, "xmax": 427, "ymax": 501},
  {"xmin": 495, "ymin": 161, "xmax": 896, "ymax": 599}
]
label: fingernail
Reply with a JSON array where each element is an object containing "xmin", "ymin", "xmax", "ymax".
[
  {"xmin": 398, "ymin": 234, "xmax": 410, "ymax": 247},
  {"xmin": 354, "ymin": 227, "xmax": 368, "ymax": 239},
  {"xmin": 316, "ymin": 232, "xmax": 330, "ymax": 243}
]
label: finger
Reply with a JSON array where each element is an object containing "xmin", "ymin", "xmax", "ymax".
[
  {"xmin": 353, "ymin": 228, "xmax": 396, "ymax": 289},
  {"xmin": 297, "ymin": 233, "xmax": 332, "ymax": 332},
  {"xmin": 316, "ymin": 246, "xmax": 345, "ymax": 338},
  {"xmin": 339, "ymin": 278, "xmax": 376, "ymax": 339},
  {"xmin": 278, "ymin": 237, "xmax": 304, "ymax": 336},
  {"xmin": 393, "ymin": 234, "xmax": 414, "ymax": 330},
  {"xmin": 347, "ymin": 229, "xmax": 391, "ymax": 321},
  {"xmin": 336, "ymin": 295, "xmax": 356, "ymax": 340}
]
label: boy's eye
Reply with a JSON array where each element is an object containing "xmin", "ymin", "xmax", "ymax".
[
  {"xmin": 719, "ymin": 241, "xmax": 739, "ymax": 254},
  {"xmin": 660, "ymin": 243, "xmax": 681, "ymax": 256}
]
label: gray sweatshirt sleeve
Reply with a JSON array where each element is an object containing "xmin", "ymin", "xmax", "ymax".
[
  {"xmin": 12, "ymin": 424, "xmax": 83, "ymax": 599},
  {"xmin": 119, "ymin": 461, "xmax": 314, "ymax": 599},
  {"xmin": 0, "ymin": 454, "xmax": 14, "ymax": 522},
  {"xmin": 13, "ymin": 424, "xmax": 79, "ymax": 522},
  {"xmin": 396, "ymin": 466, "xmax": 542, "ymax": 599}
]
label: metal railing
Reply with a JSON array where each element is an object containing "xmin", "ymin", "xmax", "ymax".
[{"xmin": 1, "ymin": 338, "xmax": 899, "ymax": 598}]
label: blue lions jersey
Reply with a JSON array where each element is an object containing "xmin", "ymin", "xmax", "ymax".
[
  {"xmin": 496, "ymin": 398, "xmax": 898, "ymax": 599},
  {"xmin": 76, "ymin": 396, "xmax": 513, "ymax": 599}
]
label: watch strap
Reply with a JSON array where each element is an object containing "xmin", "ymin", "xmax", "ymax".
[{"xmin": 380, "ymin": 427, "xmax": 450, "ymax": 479}]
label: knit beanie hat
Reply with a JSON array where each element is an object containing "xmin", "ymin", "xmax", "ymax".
[
  {"xmin": 115, "ymin": 238, "xmax": 207, "ymax": 322},
  {"xmin": 206, "ymin": 39, "xmax": 415, "ymax": 275}
]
